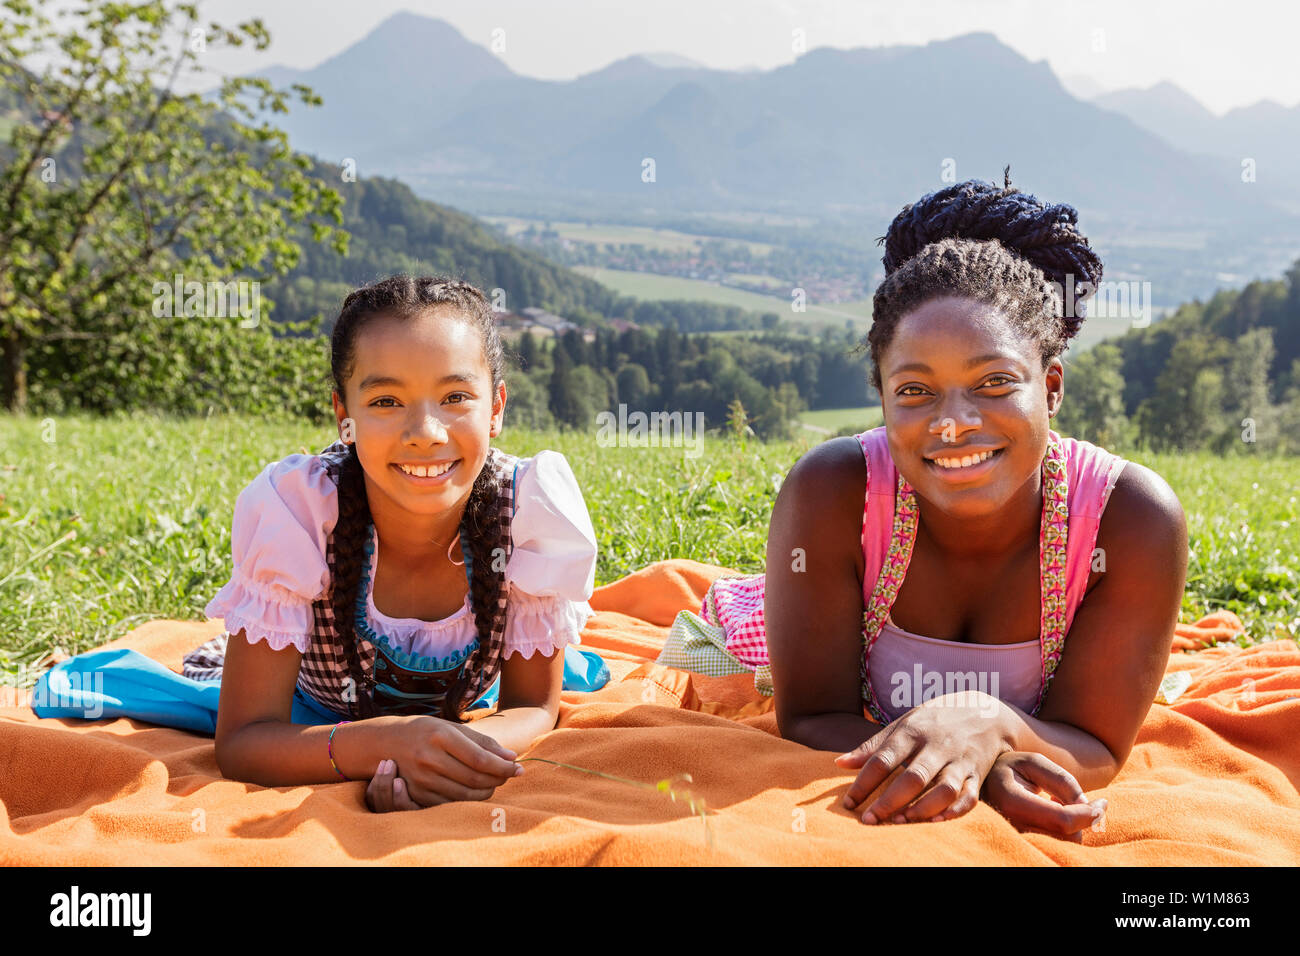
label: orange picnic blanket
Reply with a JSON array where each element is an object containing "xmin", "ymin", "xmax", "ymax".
[{"xmin": 1, "ymin": 559, "xmax": 1298, "ymax": 865}]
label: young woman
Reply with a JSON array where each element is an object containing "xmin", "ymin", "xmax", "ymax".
[{"xmin": 707, "ymin": 176, "xmax": 1188, "ymax": 840}]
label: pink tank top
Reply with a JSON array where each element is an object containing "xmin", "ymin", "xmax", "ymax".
[{"xmin": 856, "ymin": 426, "xmax": 1126, "ymax": 721}]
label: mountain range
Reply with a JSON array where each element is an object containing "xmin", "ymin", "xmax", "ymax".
[
  {"xmin": 245, "ymin": 12, "xmax": 1296, "ymax": 234},
  {"xmin": 1092, "ymin": 80, "xmax": 1300, "ymax": 198}
]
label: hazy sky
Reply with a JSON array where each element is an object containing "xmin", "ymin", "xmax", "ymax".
[{"xmin": 193, "ymin": 0, "xmax": 1297, "ymax": 115}]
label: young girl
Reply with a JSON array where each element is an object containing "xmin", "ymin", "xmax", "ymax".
[
  {"xmin": 693, "ymin": 175, "xmax": 1188, "ymax": 840},
  {"xmin": 190, "ymin": 274, "xmax": 599, "ymax": 813}
]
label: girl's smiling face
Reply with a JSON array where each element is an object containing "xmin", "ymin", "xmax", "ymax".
[
  {"xmin": 879, "ymin": 296, "xmax": 1063, "ymax": 519},
  {"xmin": 331, "ymin": 307, "xmax": 505, "ymax": 520}
]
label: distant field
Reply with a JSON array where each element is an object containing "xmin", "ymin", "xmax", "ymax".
[
  {"xmin": 485, "ymin": 216, "xmax": 774, "ymax": 255},
  {"xmin": 1068, "ymin": 308, "xmax": 1177, "ymax": 354},
  {"xmin": 574, "ymin": 266, "xmax": 872, "ymax": 328},
  {"xmin": 726, "ymin": 272, "xmax": 786, "ymax": 289},
  {"xmin": 799, "ymin": 406, "xmax": 883, "ymax": 433},
  {"xmin": 700, "ymin": 210, "xmax": 819, "ymax": 228}
]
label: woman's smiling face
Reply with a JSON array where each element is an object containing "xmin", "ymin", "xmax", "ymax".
[
  {"xmin": 879, "ymin": 296, "xmax": 1063, "ymax": 519},
  {"xmin": 332, "ymin": 307, "xmax": 505, "ymax": 518}
]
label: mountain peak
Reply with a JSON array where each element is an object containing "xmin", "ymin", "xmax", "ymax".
[
  {"xmin": 1140, "ymin": 81, "xmax": 1212, "ymax": 113},
  {"xmin": 933, "ymin": 30, "xmax": 1004, "ymax": 48},
  {"xmin": 916, "ymin": 30, "xmax": 1029, "ymax": 67},
  {"xmin": 581, "ymin": 53, "xmax": 707, "ymax": 82},
  {"xmin": 640, "ymin": 52, "xmax": 705, "ymax": 70},
  {"xmin": 1227, "ymin": 98, "xmax": 1297, "ymax": 118},
  {"xmin": 364, "ymin": 12, "xmax": 466, "ymax": 42},
  {"xmin": 308, "ymin": 12, "xmax": 513, "ymax": 86},
  {"xmin": 1094, "ymin": 81, "xmax": 1216, "ymax": 122}
]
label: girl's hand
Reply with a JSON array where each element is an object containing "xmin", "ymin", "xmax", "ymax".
[
  {"xmin": 835, "ymin": 691, "xmax": 1015, "ymax": 824},
  {"xmin": 981, "ymin": 750, "xmax": 1107, "ymax": 842},
  {"xmin": 375, "ymin": 715, "xmax": 523, "ymax": 809},
  {"xmin": 366, "ymin": 758, "xmax": 423, "ymax": 813}
]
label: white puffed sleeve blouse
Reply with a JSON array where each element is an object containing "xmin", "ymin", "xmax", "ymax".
[{"xmin": 204, "ymin": 449, "xmax": 598, "ymax": 663}]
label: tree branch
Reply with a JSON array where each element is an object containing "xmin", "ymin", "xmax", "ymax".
[
  {"xmin": 60, "ymin": 185, "xmax": 210, "ymax": 320},
  {"xmin": 24, "ymin": 19, "xmax": 196, "ymax": 310}
]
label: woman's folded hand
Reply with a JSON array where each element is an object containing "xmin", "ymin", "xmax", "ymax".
[
  {"xmin": 980, "ymin": 750, "xmax": 1107, "ymax": 842},
  {"xmin": 835, "ymin": 690, "xmax": 1016, "ymax": 824}
]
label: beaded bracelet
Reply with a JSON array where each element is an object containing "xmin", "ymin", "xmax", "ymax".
[{"xmin": 328, "ymin": 720, "xmax": 352, "ymax": 781}]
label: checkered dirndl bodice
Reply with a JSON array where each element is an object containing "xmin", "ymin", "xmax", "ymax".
[{"xmin": 185, "ymin": 440, "xmax": 519, "ymax": 721}]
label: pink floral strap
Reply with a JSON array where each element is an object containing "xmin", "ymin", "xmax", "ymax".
[
  {"xmin": 859, "ymin": 436, "xmax": 1070, "ymax": 723},
  {"xmin": 1036, "ymin": 438, "xmax": 1070, "ymax": 713}
]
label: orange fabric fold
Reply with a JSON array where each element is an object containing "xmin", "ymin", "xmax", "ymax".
[{"xmin": 1, "ymin": 560, "xmax": 1297, "ymax": 865}]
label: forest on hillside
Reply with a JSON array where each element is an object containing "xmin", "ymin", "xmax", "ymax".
[{"xmin": 1057, "ymin": 262, "xmax": 1300, "ymax": 454}]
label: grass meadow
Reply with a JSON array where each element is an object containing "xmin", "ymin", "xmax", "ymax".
[{"xmin": 0, "ymin": 411, "xmax": 1295, "ymax": 687}]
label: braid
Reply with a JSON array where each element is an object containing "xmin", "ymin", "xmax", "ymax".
[
  {"xmin": 438, "ymin": 461, "xmax": 508, "ymax": 722},
  {"xmin": 329, "ymin": 443, "xmax": 376, "ymax": 719},
  {"xmin": 329, "ymin": 273, "xmax": 508, "ymax": 721},
  {"xmin": 862, "ymin": 166, "xmax": 1104, "ymax": 392}
]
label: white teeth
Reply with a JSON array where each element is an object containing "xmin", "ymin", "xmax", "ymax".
[
  {"xmin": 399, "ymin": 462, "xmax": 453, "ymax": 478},
  {"xmin": 932, "ymin": 449, "xmax": 996, "ymax": 469}
]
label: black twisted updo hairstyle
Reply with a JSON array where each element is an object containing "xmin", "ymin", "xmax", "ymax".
[
  {"xmin": 863, "ymin": 166, "xmax": 1104, "ymax": 394},
  {"xmin": 328, "ymin": 274, "xmax": 506, "ymax": 723}
]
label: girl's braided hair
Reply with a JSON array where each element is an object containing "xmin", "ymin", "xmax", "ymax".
[
  {"xmin": 327, "ymin": 274, "xmax": 506, "ymax": 723},
  {"xmin": 862, "ymin": 166, "xmax": 1104, "ymax": 393}
]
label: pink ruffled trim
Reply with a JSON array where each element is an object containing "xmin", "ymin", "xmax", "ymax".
[
  {"xmin": 224, "ymin": 618, "xmax": 310, "ymax": 654},
  {"xmin": 204, "ymin": 574, "xmax": 313, "ymax": 654},
  {"xmin": 503, "ymin": 591, "xmax": 592, "ymax": 660}
]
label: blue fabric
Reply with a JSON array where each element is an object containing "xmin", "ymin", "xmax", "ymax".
[{"xmin": 30, "ymin": 643, "xmax": 611, "ymax": 735}]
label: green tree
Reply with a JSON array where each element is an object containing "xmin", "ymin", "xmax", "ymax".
[
  {"xmin": 1056, "ymin": 343, "xmax": 1134, "ymax": 449},
  {"xmin": 567, "ymin": 365, "xmax": 609, "ymax": 428},
  {"xmin": 1137, "ymin": 335, "xmax": 1231, "ymax": 450},
  {"xmin": 547, "ymin": 342, "xmax": 578, "ymax": 426},
  {"xmin": 1278, "ymin": 358, "xmax": 1300, "ymax": 455},
  {"xmin": 725, "ymin": 397, "xmax": 750, "ymax": 443},
  {"xmin": 1217, "ymin": 327, "xmax": 1279, "ymax": 454},
  {"xmin": 0, "ymin": 0, "xmax": 346, "ymax": 412},
  {"xmin": 615, "ymin": 362, "xmax": 651, "ymax": 410},
  {"xmin": 761, "ymin": 381, "xmax": 805, "ymax": 441},
  {"xmin": 503, "ymin": 369, "xmax": 553, "ymax": 430},
  {"xmin": 517, "ymin": 329, "xmax": 539, "ymax": 370}
]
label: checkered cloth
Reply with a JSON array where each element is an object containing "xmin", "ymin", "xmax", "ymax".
[
  {"xmin": 183, "ymin": 440, "xmax": 518, "ymax": 719},
  {"xmin": 702, "ymin": 573, "xmax": 770, "ymax": 668},
  {"xmin": 656, "ymin": 573, "xmax": 774, "ymax": 696},
  {"xmin": 181, "ymin": 632, "xmax": 227, "ymax": 682},
  {"xmin": 659, "ymin": 608, "xmax": 774, "ymax": 696}
]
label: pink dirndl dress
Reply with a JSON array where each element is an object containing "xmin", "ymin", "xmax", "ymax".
[{"xmin": 703, "ymin": 426, "xmax": 1126, "ymax": 724}]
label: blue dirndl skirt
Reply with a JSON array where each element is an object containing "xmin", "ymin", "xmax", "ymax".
[{"xmin": 28, "ymin": 641, "xmax": 611, "ymax": 735}]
